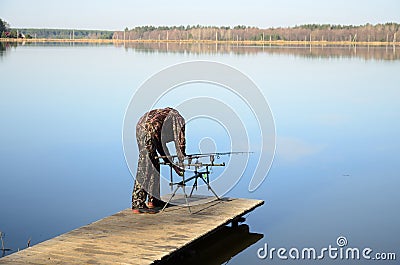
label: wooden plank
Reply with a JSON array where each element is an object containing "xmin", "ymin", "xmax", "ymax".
[{"xmin": 0, "ymin": 197, "xmax": 263, "ymax": 265}]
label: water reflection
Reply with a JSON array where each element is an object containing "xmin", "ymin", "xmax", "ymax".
[
  {"xmin": 117, "ymin": 42, "xmax": 399, "ymax": 61},
  {"xmin": 157, "ymin": 224, "xmax": 263, "ymax": 265},
  {"xmin": 2, "ymin": 41, "xmax": 399, "ymax": 60},
  {"xmin": 0, "ymin": 42, "xmax": 17, "ymax": 57},
  {"xmin": 0, "ymin": 41, "xmax": 398, "ymax": 263}
]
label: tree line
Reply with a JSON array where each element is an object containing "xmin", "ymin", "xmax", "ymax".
[
  {"xmin": 1, "ymin": 18, "xmax": 399, "ymax": 42},
  {"xmin": 114, "ymin": 23, "xmax": 400, "ymax": 42},
  {"xmin": 15, "ymin": 28, "xmax": 114, "ymax": 39},
  {"xmin": 1, "ymin": 18, "xmax": 113, "ymax": 39}
]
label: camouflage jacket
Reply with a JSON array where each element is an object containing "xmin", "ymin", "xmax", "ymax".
[{"xmin": 136, "ymin": 107, "xmax": 186, "ymax": 162}]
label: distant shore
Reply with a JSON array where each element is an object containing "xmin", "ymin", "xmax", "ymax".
[{"xmin": 1, "ymin": 38, "xmax": 399, "ymax": 46}]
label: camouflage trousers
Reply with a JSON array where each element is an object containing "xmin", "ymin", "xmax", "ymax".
[
  {"xmin": 132, "ymin": 130, "xmax": 161, "ymax": 209},
  {"xmin": 132, "ymin": 180, "xmax": 159, "ymax": 209}
]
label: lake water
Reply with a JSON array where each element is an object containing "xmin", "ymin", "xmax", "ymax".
[{"xmin": 0, "ymin": 42, "xmax": 399, "ymax": 264}]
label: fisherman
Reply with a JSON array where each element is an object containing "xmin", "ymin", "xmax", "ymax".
[{"xmin": 132, "ymin": 107, "xmax": 186, "ymax": 214}]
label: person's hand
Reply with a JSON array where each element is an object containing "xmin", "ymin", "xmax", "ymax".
[{"xmin": 172, "ymin": 164, "xmax": 184, "ymax": 176}]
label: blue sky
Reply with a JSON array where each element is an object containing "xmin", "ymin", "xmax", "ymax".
[{"xmin": 1, "ymin": 0, "xmax": 399, "ymax": 30}]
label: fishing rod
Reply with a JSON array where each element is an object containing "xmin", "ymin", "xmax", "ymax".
[{"xmin": 156, "ymin": 151, "xmax": 253, "ymax": 165}]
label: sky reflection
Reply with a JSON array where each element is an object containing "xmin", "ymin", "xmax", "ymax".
[{"xmin": 0, "ymin": 43, "xmax": 399, "ymax": 264}]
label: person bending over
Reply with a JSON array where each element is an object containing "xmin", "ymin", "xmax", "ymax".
[{"xmin": 132, "ymin": 107, "xmax": 185, "ymax": 214}]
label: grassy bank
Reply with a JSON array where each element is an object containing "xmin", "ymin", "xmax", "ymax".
[{"xmin": 1, "ymin": 38, "xmax": 399, "ymax": 46}]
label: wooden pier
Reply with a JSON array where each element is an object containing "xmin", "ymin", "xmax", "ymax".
[{"xmin": 0, "ymin": 197, "xmax": 263, "ymax": 265}]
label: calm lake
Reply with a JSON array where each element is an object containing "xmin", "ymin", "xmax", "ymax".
[{"xmin": 0, "ymin": 42, "xmax": 399, "ymax": 264}]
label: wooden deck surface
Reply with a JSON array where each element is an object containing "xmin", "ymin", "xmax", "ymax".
[{"xmin": 0, "ymin": 197, "xmax": 263, "ymax": 265}]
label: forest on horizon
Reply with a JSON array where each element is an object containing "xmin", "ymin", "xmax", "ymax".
[
  {"xmin": 115, "ymin": 23, "xmax": 399, "ymax": 42},
  {"xmin": 1, "ymin": 18, "xmax": 399, "ymax": 42}
]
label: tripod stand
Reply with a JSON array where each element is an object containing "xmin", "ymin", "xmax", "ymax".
[{"xmin": 160, "ymin": 156, "xmax": 225, "ymax": 213}]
